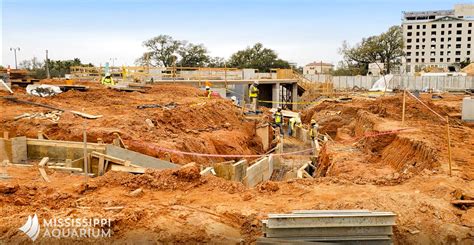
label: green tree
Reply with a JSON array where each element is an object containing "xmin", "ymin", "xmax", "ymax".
[
  {"xmin": 137, "ymin": 35, "xmax": 182, "ymax": 67},
  {"xmin": 340, "ymin": 25, "xmax": 404, "ymax": 74},
  {"xmin": 177, "ymin": 43, "xmax": 210, "ymax": 67},
  {"xmin": 227, "ymin": 43, "xmax": 290, "ymax": 72},
  {"xmin": 207, "ymin": 57, "xmax": 226, "ymax": 68}
]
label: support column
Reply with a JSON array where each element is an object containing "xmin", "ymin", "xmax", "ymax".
[
  {"xmin": 272, "ymin": 83, "xmax": 280, "ymax": 109},
  {"xmin": 292, "ymin": 83, "xmax": 298, "ymax": 111}
]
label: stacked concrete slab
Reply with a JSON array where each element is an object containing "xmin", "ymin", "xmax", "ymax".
[{"xmin": 259, "ymin": 210, "xmax": 396, "ymax": 245}]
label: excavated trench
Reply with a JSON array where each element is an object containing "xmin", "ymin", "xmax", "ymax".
[{"xmin": 316, "ymin": 110, "xmax": 440, "ymax": 180}]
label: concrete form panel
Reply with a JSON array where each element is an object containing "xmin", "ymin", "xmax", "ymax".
[
  {"xmin": 11, "ymin": 137, "xmax": 27, "ymax": 164},
  {"xmin": 106, "ymin": 145, "xmax": 178, "ymax": 169}
]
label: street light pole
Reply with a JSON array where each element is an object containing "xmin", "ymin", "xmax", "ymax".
[{"xmin": 10, "ymin": 47, "xmax": 20, "ymax": 69}]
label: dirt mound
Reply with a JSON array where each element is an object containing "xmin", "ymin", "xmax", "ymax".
[{"xmin": 0, "ymin": 83, "xmax": 263, "ymax": 164}]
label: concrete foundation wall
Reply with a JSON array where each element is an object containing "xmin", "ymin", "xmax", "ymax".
[
  {"xmin": 311, "ymin": 75, "xmax": 474, "ymax": 91},
  {"xmin": 462, "ymin": 97, "xmax": 474, "ymax": 122},
  {"xmin": 244, "ymin": 156, "xmax": 273, "ymax": 187}
]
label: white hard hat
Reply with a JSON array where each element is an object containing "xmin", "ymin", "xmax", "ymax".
[
  {"xmin": 231, "ymin": 96, "xmax": 237, "ymax": 101},
  {"xmin": 105, "ymin": 73, "xmax": 111, "ymax": 77},
  {"xmin": 205, "ymin": 86, "xmax": 210, "ymax": 89},
  {"xmin": 254, "ymin": 80, "xmax": 259, "ymax": 85}
]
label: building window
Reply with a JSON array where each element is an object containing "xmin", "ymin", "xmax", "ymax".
[
  {"xmin": 423, "ymin": 25, "xmax": 426, "ymax": 29},
  {"xmin": 441, "ymin": 31, "xmax": 445, "ymax": 35},
  {"xmin": 407, "ymin": 32, "xmax": 412, "ymax": 36},
  {"xmin": 456, "ymin": 51, "xmax": 461, "ymax": 55},
  {"xmin": 430, "ymin": 51, "xmax": 436, "ymax": 56},
  {"xmin": 468, "ymin": 44, "xmax": 471, "ymax": 48},
  {"xmin": 431, "ymin": 44, "xmax": 436, "ymax": 49},
  {"xmin": 417, "ymin": 25, "xmax": 420, "ymax": 29},
  {"xmin": 430, "ymin": 58, "xmax": 435, "ymax": 62},
  {"xmin": 421, "ymin": 58, "xmax": 425, "ymax": 62},
  {"xmin": 431, "ymin": 24, "xmax": 437, "ymax": 28},
  {"xmin": 422, "ymin": 32, "xmax": 426, "ymax": 36},
  {"xmin": 440, "ymin": 51, "xmax": 444, "ymax": 55},
  {"xmin": 407, "ymin": 52, "xmax": 412, "ymax": 56},
  {"xmin": 468, "ymin": 37, "xmax": 472, "ymax": 41},
  {"xmin": 407, "ymin": 58, "xmax": 412, "ymax": 63},
  {"xmin": 416, "ymin": 32, "xmax": 420, "ymax": 36},
  {"xmin": 455, "ymin": 58, "xmax": 461, "ymax": 62},
  {"xmin": 469, "ymin": 23, "xmax": 472, "ymax": 27},
  {"xmin": 408, "ymin": 25, "xmax": 413, "ymax": 29},
  {"xmin": 440, "ymin": 58, "xmax": 444, "ymax": 62},
  {"xmin": 431, "ymin": 31, "xmax": 436, "ymax": 35},
  {"xmin": 448, "ymin": 30, "xmax": 452, "ymax": 34},
  {"xmin": 431, "ymin": 38, "xmax": 436, "ymax": 42},
  {"xmin": 448, "ymin": 51, "xmax": 451, "ymax": 55},
  {"xmin": 442, "ymin": 24, "xmax": 445, "ymax": 28},
  {"xmin": 422, "ymin": 45, "xmax": 426, "ymax": 49},
  {"xmin": 448, "ymin": 44, "xmax": 451, "ymax": 48},
  {"xmin": 469, "ymin": 30, "xmax": 472, "ymax": 34},
  {"xmin": 449, "ymin": 23, "xmax": 452, "ymax": 28},
  {"xmin": 416, "ymin": 38, "xmax": 420, "ymax": 42},
  {"xmin": 416, "ymin": 58, "xmax": 419, "ymax": 62},
  {"xmin": 416, "ymin": 52, "xmax": 419, "ymax": 56},
  {"xmin": 457, "ymin": 23, "xmax": 462, "ymax": 28},
  {"xmin": 441, "ymin": 37, "xmax": 444, "ymax": 42},
  {"xmin": 456, "ymin": 37, "xmax": 462, "ymax": 42},
  {"xmin": 422, "ymin": 51, "xmax": 425, "ymax": 56},
  {"xmin": 456, "ymin": 44, "xmax": 461, "ymax": 48},
  {"xmin": 422, "ymin": 38, "xmax": 426, "ymax": 42},
  {"xmin": 416, "ymin": 45, "xmax": 420, "ymax": 49},
  {"xmin": 456, "ymin": 30, "xmax": 462, "ymax": 35},
  {"xmin": 407, "ymin": 45, "xmax": 412, "ymax": 49},
  {"xmin": 448, "ymin": 37, "xmax": 451, "ymax": 41},
  {"xmin": 407, "ymin": 39, "xmax": 412, "ymax": 43},
  {"xmin": 468, "ymin": 51, "xmax": 471, "ymax": 55},
  {"xmin": 440, "ymin": 44, "xmax": 444, "ymax": 49},
  {"xmin": 447, "ymin": 58, "xmax": 451, "ymax": 62}
]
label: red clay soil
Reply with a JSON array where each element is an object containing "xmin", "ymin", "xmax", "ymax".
[
  {"xmin": 0, "ymin": 81, "xmax": 263, "ymax": 164},
  {"xmin": 0, "ymin": 164, "xmax": 473, "ymax": 244},
  {"xmin": 1, "ymin": 84, "xmax": 474, "ymax": 244}
]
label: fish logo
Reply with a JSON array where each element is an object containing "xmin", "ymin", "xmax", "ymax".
[{"xmin": 19, "ymin": 214, "xmax": 41, "ymax": 241}]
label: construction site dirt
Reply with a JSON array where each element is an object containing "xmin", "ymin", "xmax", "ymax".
[{"xmin": 1, "ymin": 80, "xmax": 474, "ymax": 244}]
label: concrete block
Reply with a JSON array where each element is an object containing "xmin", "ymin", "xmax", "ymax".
[
  {"xmin": 11, "ymin": 137, "xmax": 27, "ymax": 164},
  {"xmin": 462, "ymin": 97, "xmax": 474, "ymax": 122},
  {"xmin": 232, "ymin": 160, "xmax": 247, "ymax": 182},
  {"xmin": 244, "ymin": 156, "xmax": 272, "ymax": 187}
]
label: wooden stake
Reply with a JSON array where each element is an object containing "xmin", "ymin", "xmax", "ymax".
[
  {"xmin": 446, "ymin": 116, "xmax": 452, "ymax": 177},
  {"xmin": 402, "ymin": 89, "xmax": 406, "ymax": 125},
  {"xmin": 83, "ymin": 125, "xmax": 89, "ymax": 182}
]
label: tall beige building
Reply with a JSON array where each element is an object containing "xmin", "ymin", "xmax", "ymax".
[{"xmin": 402, "ymin": 4, "xmax": 474, "ymax": 74}]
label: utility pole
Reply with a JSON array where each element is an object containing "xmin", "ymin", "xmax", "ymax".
[
  {"xmin": 10, "ymin": 47, "xmax": 20, "ymax": 69},
  {"xmin": 45, "ymin": 50, "xmax": 51, "ymax": 79}
]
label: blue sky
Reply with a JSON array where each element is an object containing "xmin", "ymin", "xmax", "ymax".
[{"xmin": 0, "ymin": 0, "xmax": 467, "ymax": 68}]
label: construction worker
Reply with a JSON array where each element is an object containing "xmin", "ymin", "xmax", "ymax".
[
  {"xmin": 273, "ymin": 107, "xmax": 283, "ymax": 135},
  {"xmin": 309, "ymin": 119, "xmax": 320, "ymax": 152},
  {"xmin": 249, "ymin": 80, "xmax": 259, "ymax": 113},
  {"xmin": 101, "ymin": 73, "xmax": 115, "ymax": 86},
  {"xmin": 205, "ymin": 86, "xmax": 212, "ymax": 98},
  {"xmin": 288, "ymin": 113, "xmax": 302, "ymax": 136}
]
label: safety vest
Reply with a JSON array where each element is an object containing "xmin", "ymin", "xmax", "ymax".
[
  {"xmin": 101, "ymin": 77, "xmax": 114, "ymax": 85},
  {"xmin": 206, "ymin": 90, "xmax": 212, "ymax": 98},
  {"xmin": 309, "ymin": 125, "xmax": 318, "ymax": 138},
  {"xmin": 274, "ymin": 112, "xmax": 282, "ymax": 124},
  {"xmin": 249, "ymin": 85, "xmax": 259, "ymax": 98}
]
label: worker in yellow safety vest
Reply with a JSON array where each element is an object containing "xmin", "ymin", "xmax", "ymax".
[
  {"xmin": 309, "ymin": 119, "xmax": 320, "ymax": 152},
  {"xmin": 288, "ymin": 113, "xmax": 302, "ymax": 136},
  {"xmin": 249, "ymin": 80, "xmax": 259, "ymax": 113},
  {"xmin": 101, "ymin": 73, "xmax": 115, "ymax": 86},
  {"xmin": 205, "ymin": 86, "xmax": 212, "ymax": 98},
  {"xmin": 273, "ymin": 107, "xmax": 283, "ymax": 135}
]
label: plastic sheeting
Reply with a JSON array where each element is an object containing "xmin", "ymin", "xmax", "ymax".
[
  {"xmin": 370, "ymin": 74, "xmax": 394, "ymax": 91},
  {"xmin": 26, "ymin": 84, "xmax": 62, "ymax": 97}
]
